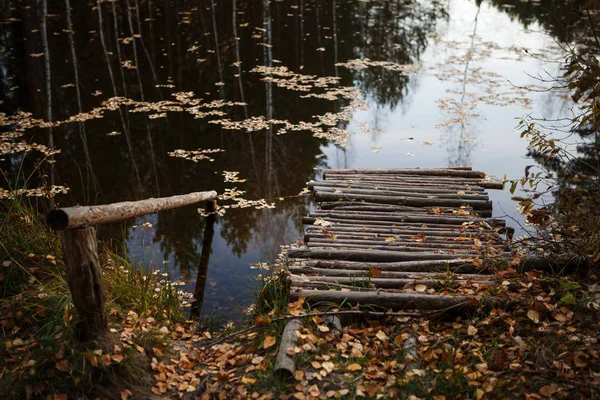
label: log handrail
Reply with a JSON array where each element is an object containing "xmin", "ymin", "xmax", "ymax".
[
  {"xmin": 47, "ymin": 190, "xmax": 218, "ymax": 230},
  {"xmin": 47, "ymin": 190, "xmax": 217, "ymax": 341}
]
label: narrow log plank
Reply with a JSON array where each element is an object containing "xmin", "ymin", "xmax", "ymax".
[
  {"xmin": 290, "ymin": 279, "xmax": 495, "ymax": 290},
  {"xmin": 313, "ymin": 186, "xmax": 489, "ymax": 200},
  {"xmin": 290, "ymin": 289, "xmax": 470, "ymax": 310},
  {"xmin": 306, "ymin": 238, "xmax": 505, "ymax": 251},
  {"xmin": 288, "ymin": 247, "xmax": 476, "ymax": 262},
  {"xmin": 304, "ymin": 231, "xmax": 502, "ymax": 244},
  {"xmin": 47, "ymin": 191, "xmax": 218, "ymax": 230},
  {"xmin": 318, "ymin": 205, "xmax": 492, "ymax": 217},
  {"xmin": 287, "ymin": 258, "xmax": 475, "ymax": 271},
  {"xmin": 303, "ymin": 217, "xmax": 503, "ymax": 229},
  {"xmin": 308, "ymin": 179, "xmax": 486, "ymax": 194},
  {"xmin": 323, "ymin": 168, "xmax": 486, "ymax": 178},
  {"xmin": 314, "ymin": 192, "xmax": 492, "ymax": 210},
  {"xmin": 288, "ymin": 267, "xmax": 493, "ymax": 279},
  {"xmin": 304, "ymin": 214, "xmax": 505, "ymax": 227},
  {"xmin": 309, "ymin": 180, "xmax": 485, "ymax": 193},
  {"xmin": 304, "ymin": 225, "xmax": 502, "ymax": 237}
]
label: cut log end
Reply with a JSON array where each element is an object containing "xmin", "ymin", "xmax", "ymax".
[{"xmin": 47, "ymin": 209, "xmax": 69, "ymax": 231}]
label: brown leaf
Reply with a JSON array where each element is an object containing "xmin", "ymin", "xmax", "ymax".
[
  {"xmin": 527, "ymin": 309, "xmax": 540, "ymax": 324},
  {"xmin": 539, "ymin": 383, "xmax": 561, "ymax": 397},
  {"xmin": 369, "ymin": 268, "xmax": 382, "ymax": 278},
  {"xmin": 346, "ymin": 363, "xmax": 362, "ymax": 371},
  {"xmin": 294, "ymin": 370, "xmax": 304, "ymax": 381},
  {"xmin": 86, "ymin": 352, "xmax": 98, "ymax": 367},
  {"xmin": 120, "ymin": 389, "xmax": 133, "ymax": 400},
  {"xmin": 55, "ymin": 360, "xmax": 71, "ymax": 372},
  {"xmin": 263, "ymin": 336, "xmax": 276, "ymax": 349},
  {"xmin": 467, "ymin": 325, "xmax": 478, "ymax": 336}
]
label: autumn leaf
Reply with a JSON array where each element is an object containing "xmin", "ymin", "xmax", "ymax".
[
  {"xmin": 369, "ymin": 268, "xmax": 382, "ymax": 278},
  {"xmin": 120, "ymin": 389, "xmax": 133, "ymax": 400},
  {"xmin": 527, "ymin": 309, "xmax": 540, "ymax": 324},
  {"xmin": 539, "ymin": 383, "xmax": 561, "ymax": 397},
  {"xmin": 472, "ymin": 257, "xmax": 483, "ymax": 267},
  {"xmin": 241, "ymin": 376, "xmax": 256, "ymax": 384},
  {"xmin": 375, "ymin": 330, "xmax": 389, "ymax": 341},
  {"xmin": 346, "ymin": 363, "xmax": 362, "ymax": 371},
  {"xmin": 111, "ymin": 354, "xmax": 124, "ymax": 363},
  {"xmin": 55, "ymin": 360, "xmax": 72, "ymax": 372},
  {"xmin": 294, "ymin": 370, "xmax": 304, "ymax": 381},
  {"xmin": 415, "ymin": 284, "xmax": 427, "ymax": 292},
  {"xmin": 467, "ymin": 325, "xmax": 478, "ymax": 336},
  {"xmin": 322, "ymin": 361, "xmax": 334, "ymax": 373},
  {"xmin": 263, "ymin": 336, "xmax": 276, "ymax": 349}
]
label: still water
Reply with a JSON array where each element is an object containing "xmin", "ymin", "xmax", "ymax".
[{"xmin": 0, "ymin": 0, "xmax": 574, "ymax": 323}]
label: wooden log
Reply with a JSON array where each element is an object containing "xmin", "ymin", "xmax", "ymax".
[
  {"xmin": 304, "ymin": 231, "xmax": 502, "ymax": 244},
  {"xmin": 319, "ymin": 202, "xmax": 430, "ymax": 213},
  {"xmin": 324, "ymin": 173, "xmax": 487, "ymax": 183},
  {"xmin": 306, "ymin": 243, "xmax": 505, "ymax": 255},
  {"xmin": 318, "ymin": 204, "xmax": 492, "ymax": 217},
  {"xmin": 290, "ymin": 274, "xmax": 497, "ymax": 289},
  {"xmin": 304, "ymin": 225, "xmax": 501, "ymax": 237},
  {"xmin": 323, "ymin": 168, "xmax": 486, "ymax": 179},
  {"xmin": 305, "ymin": 213, "xmax": 504, "ymax": 227},
  {"xmin": 311, "ymin": 180, "xmax": 486, "ymax": 192},
  {"xmin": 289, "ymin": 289, "xmax": 470, "ymax": 310},
  {"xmin": 313, "ymin": 192, "xmax": 493, "ymax": 210},
  {"xmin": 306, "ymin": 238, "xmax": 505, "ymax": 251},
  {"xmin": 288, "ymin": 267, "xmax": 494, "ymax": 280},
  {"xmin": 303, "ymin": 217, "xmax": 502, "ymax": 229},
  {"xmin": 47, "ymin": 190, "xmax": 218, "ymax": 230},
  {"xmin": 290, "ymin": 277, "xmax": 496, "ymax": 293},
  {"xmin": 61, "ymin": 227, "xmax": 107, "ymax": 341},
  {"xmin": 308, "ymin": 180, "xmax": 485, "ymax": 193},
  {"xmin": 311, "ymin": 209, "xmax": 485, "ymax": 218},
  {"xmin": 313, "ymin": 186, "xmax": 489, "ymax": 200},
  {"xmin": 288, "ymin": 247, "xmax": 466, "ymax": 262},
  {"xmin": 324, "ymin": 175, "xmax": 504, "ymax": 190},
  {"xmin": 288, "ymin": 259, "xmax": 480, "ymax": 272},
  {"xmin": 274, "ymin": 319, "xmax": 303, "ymax": 377}
]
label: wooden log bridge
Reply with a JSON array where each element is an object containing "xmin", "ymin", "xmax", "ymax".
[
  {"xmin": 286, "ymin": 167, "xmax": 511, "ymax": 311},
  {"xmin": 47, "ymin": 191, "xmax": 217, "ymax": 341}
]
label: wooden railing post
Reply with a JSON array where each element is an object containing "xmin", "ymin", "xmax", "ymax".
[{"xmin": 61, "ymin": 227, "xmax": 107, "ymax": 341}]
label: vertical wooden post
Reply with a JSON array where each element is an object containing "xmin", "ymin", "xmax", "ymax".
[
  {"xmin": 61, "ymin": 227, "xmax": 107, "ymax": 341},
  {"xmin": 191, "ymin": 200, "xmax": 217, "ymax": 319}
]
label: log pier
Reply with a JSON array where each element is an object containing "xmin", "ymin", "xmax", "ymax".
[{"xmin": 286, "ymin": 167, "xmax": 509, "ymax": 310}]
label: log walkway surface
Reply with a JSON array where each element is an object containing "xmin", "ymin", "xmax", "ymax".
[{"xmin": 285, "ymin": 167, "xmax": 511, "ymax": 312}]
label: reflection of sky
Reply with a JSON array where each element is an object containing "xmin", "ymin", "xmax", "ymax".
[{"xmin": 323, "ymin": 0, "xmax": 571, "ymax": 235}]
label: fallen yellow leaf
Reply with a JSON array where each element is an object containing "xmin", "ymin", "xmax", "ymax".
[
  {"xmin": 263, "ymin": 336, "xmax": 276, "ymax": 349},
  {"xmin": 346, "ymin": 363, "xmax": 362, "ymax": 371},
  {"xmin": 527, "ymin": 309, "xmax": 540, "ymax": 324}
]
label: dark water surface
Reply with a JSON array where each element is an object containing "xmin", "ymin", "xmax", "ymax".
[{"xmin": 0, "ymin": 0, "xmax": 576, "ymax": 323}]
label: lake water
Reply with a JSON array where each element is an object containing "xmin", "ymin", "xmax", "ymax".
[{"xmin": 0, "ymin": 0, "xmax": 575, "ymax": 324}]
